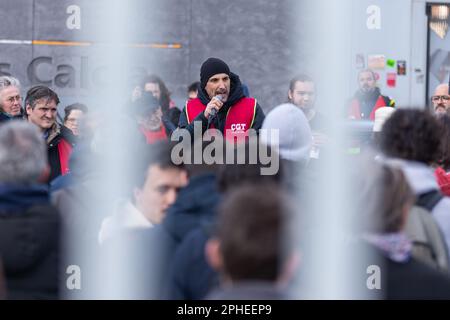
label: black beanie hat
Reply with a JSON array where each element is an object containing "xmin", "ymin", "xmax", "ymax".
[
  {"xmin": 200, "ymin": 57, "xmax": 230, "ymax": 89},
  {"xmin": 132, "ymin": 91, "xmax": 160, "ymax": 117}
]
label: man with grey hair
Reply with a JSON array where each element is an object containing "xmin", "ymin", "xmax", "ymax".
[
  {"xmin": 0, "ymin": 121, "xmax": 59, "ymax": 299},
  {"xmin": 0, "ymin": 76, "xmax": 23, "ymax": 122},
  {"xmin": 0, "ymin": 121, "xmax": 48, "ymax": 183}
]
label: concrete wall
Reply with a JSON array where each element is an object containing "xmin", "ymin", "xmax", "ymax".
[
  {"xmin": 3, "ymin": 0, "xmax": 444, "ymax": 113},
  {"xmin": 0, "ymin": 0, "xmax": 309, "ymax": 112}
]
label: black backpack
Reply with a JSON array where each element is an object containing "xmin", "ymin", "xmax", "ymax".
[{"xmin": 416, "ymin": 190, "xmax": 444, "ymax": 212}]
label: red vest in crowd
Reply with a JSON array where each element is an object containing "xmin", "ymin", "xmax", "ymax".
[
  {"xmin": 185, "ymin": 97, "xmax": 257, "ymax": 140},
  {"xmin": 57, "ymin": 138, "xmax": 73, "ymax": 176},
  {"xmin": 349, "ymin": 95, "xmax": 391, "ymax": 120},
  {"xmin": 435, "ymin": 167, "xmax": 450, "ymax": 197},
  {"xmin": 140, "ymin": 125, "xmax": 168, "ymax": 144}
]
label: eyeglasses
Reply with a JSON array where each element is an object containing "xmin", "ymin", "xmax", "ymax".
[
  {"xmin": 6, "ymin": 95, "xmax": 21, "ymax": 103},
  {"xmin": 431, "ymin": 95, "xmax": 450, "ymax": 102},
  {"xmin": 66, "ymin": 118, "xmax": 79, "ymax": 124}
]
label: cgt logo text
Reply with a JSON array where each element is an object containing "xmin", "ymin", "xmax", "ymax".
[{"xmin": 231, "ymin": 123, "xmax": 247, "ymax": 132}]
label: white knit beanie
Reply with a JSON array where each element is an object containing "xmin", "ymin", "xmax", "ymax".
[{"xmin": 261, "ymin": 103, "xmax": 312, "ymax": 163}]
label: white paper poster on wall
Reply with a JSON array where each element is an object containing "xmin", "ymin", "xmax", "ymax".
[{"xmin": 368, "ymin": 54, "xmax": 386, "ymax": 70}]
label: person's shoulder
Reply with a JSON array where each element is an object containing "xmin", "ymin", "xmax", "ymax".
[
  {"xmin": 206, "ymin": 282, "xmax": 286, "ymax": 300},
  {"xmin": 236, "ymin": 96, "xmax": 257, "ymax": 103},
  {"xmin": 0, "ymin": 112, "xmax": 11, "ymax": 122},
  {"xmin": 380, "ymin": 94, "xmax": 395, "ymax": 106},
  {"xmin": 392, "ymin": 257, "xmax": 450, "ymax": 296}
]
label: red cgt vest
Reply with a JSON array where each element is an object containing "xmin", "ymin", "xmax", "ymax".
[
  {"xmin": 348, "ymin": 95, "xmax": 391, "ymax": 120},
  {"xmin": 140, "ymin": 125, "xmax": 168, "ymax": 144},
  {"xmin": 57, "ymin": 138, "xmax": 73, "ymax": 176},
  {"xmin": 185, "ymin": 97, "xmax": 257, "ymax": 140}
]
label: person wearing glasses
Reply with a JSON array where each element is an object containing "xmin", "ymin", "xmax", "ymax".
[
  {"xmin": 0, "ymin": 76, "xmax": 23, "ymax": 122},
  {"xmin": 431, "ymin": 83, "xmax": 450, "ymax": 116},
  {"xmin": 63, "ymin": 103, "xmax": 88, "ymax": 137}
]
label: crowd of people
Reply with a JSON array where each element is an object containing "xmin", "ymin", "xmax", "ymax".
[{"xmin": 1, "ymin": 56, "xmax": 450, "ymax": 299}]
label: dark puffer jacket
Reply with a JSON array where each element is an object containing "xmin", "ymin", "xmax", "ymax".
[{"xmin": 0, "ymin": 184, "xmax": 60, "ymax": 299}]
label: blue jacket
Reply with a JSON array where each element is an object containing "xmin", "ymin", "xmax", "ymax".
[
  {"xmin": 161, "ymin": 173, "xmax": 220, "ymax": 245},
  {"xmin": 159, "ymin": 173, "xmax": 222, "ymax": 299},
  {"xmin": 167, "ymin": 227, "xmax": 218, "ymax": 299}
]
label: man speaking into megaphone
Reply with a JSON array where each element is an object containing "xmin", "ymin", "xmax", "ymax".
[{"xmin": 179, "ymin": 57, "xmax": 265, "ymax": 138}]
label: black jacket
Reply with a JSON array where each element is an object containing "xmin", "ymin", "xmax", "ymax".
[
  {"xmin": 162, "ymin": 174, "xmax": 220, "ymax": 298},
  {"xmin": 161, "ymin": 173, "xmax": 221, "ymax": 299},
  {"xmin": 0, "ymin": 112, "xmax": 12, "ymax": 123},
  {"xmin": 353, "ymin": 242, "xmax": 450, "ymax": 299},
  {"xmin": 352, "ymin": 87, "xmax": 392, "ymax": 120},
  {"xmin": 167, "ymin": 227, "xmax": 218, "ymax": 299},
  {"xmin": 0, "ymin": 112, "xmax": 23, "ymax": 123},
  {"xmin": 178, "ymin": 73, "xmax": 265, "ymax": 136},
  {"xmin": 0, "ymin": 184, "xmax": 60, "ymax": 299}
]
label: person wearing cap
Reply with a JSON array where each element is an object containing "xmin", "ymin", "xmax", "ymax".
[
  {"xmin": 130, "ymin": 92, "xmax": 169, "ymax": 144},
  {"xmin": 371, "ymin": 106, "xmax": 396, "ymax": 149},
  {"xmin": 178, "ymin": 57, "xmax": 265, "ymax": 139},
  {"xmin": 430, "ymin": 83, "xmax": 450, "ymax": 116},
  {"xmin": 141, "ymin": 74, "xmax": 181, "ymax": 135},
  {"xmin": 261, "ymin": 103, "xmax": 312, "ymax": 165},
  {"xmin": 261, "ymin": 103, "xmax": 312, "ymax": 191},
  {"xmin": 348, "ymin": 69, "xmax": 395, "ymax": 120}
]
